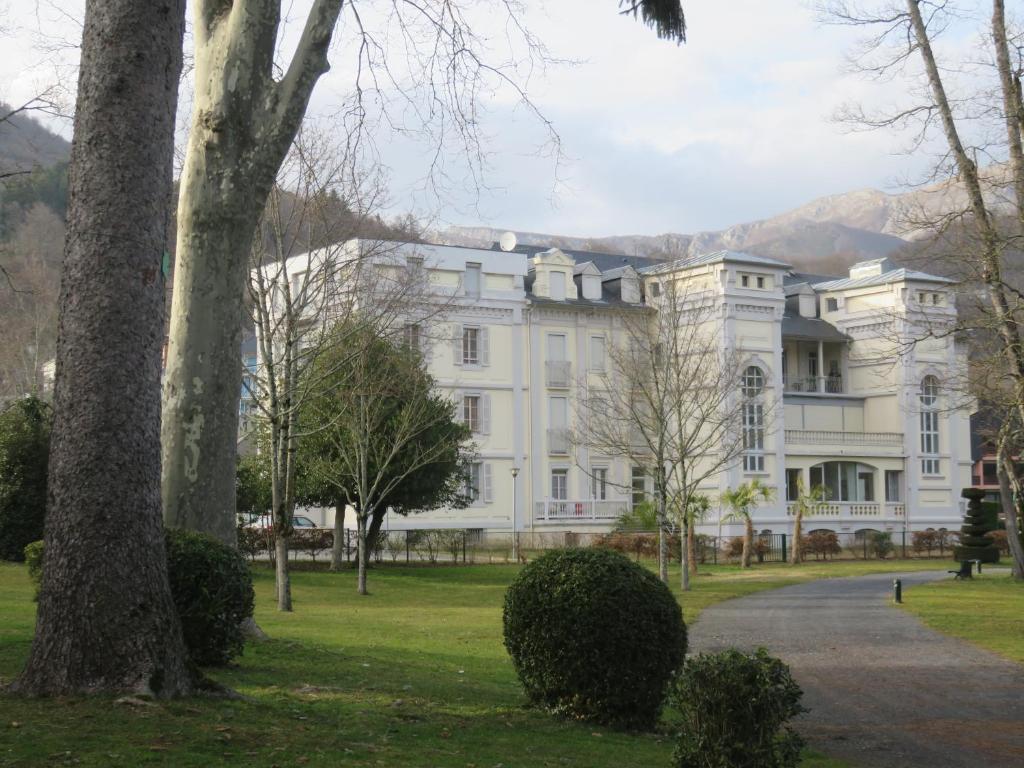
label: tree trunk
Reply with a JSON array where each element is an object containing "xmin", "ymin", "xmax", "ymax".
[
  {"xmin": 656, "ymin": 489, "xmax": 669, "ymax": 583},
  {"xmin": 330, "ymin": 504, "xmax": 345, "ymax": 571},
  {"xmin": 357, "ymin": 514, "xmax": 369, "ymax": 595},
  {"xmin": 791, "ymin": 510, "xmax": 803, "ymax": 564},
  {"xmin": 366, "ymin": 510, "xmax": 387, "ymax": 557},
  {"xmin": 687, "ymin": 518, "xmax": 698, "ymax": 577},
  {"xmin": 741, "ymin": 516, "xmax": 753, "ymax": 568},
  {"xmin": 13, "ymin": 0, "xmax": 193, "ymax": 697},
  {"xmin": 680, "ymin": 518, "xmax": 691, "ymax": 591},
  {"xmin": 275, "ymin": 534, "xmax": 292, "ymax": 611},
  {"xmin": 996, "ymin": 441, "xmax": 1024, "ymax": 580}
]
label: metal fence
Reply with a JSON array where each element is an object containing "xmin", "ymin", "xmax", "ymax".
[{"xmin": 240, "ymin": 525, "xmax": 1010, "ymax": 566}]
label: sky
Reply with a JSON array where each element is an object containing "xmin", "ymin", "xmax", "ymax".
[{"xmin": 0, "ymin": 0, "xmax": 989, "ymax": 237}]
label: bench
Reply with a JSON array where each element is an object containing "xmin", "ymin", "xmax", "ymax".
[{"xmin": 948, "ymin": 560, "xmax": 973, "ymax": 580}]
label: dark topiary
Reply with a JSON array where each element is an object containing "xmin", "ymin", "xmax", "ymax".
[
  {"xmin": 24, "ymin": 530, "xmax": 255, "ymax": 667},
  {"xmin": 670, "ymin": 648, "xmax": 807, "ymax": 768},
  {"xmin": 955, "ymin": 488, "xmax": 999, "ymax": 564},
  {"xmin": 0, "ymin": 397, "xmax": 51, "ymax": 562},
  {"xmin": 502, "ymin": 548, "xmax": 686, "ymax": 730},
  {"xmin": 164, "ymin": 528, "xmax": 255, "ymax": 666}
]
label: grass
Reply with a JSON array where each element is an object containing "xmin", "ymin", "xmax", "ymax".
[
  {"xmin": 901, "ymin": 570, "xmax": 1024, "ymax": 664},
  {"xmin": 0, "ymin": 557, "xmax": 952, "ymax": 767}
]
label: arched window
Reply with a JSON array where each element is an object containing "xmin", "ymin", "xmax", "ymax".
[
  {"xmin": 742, "ymin": 366, "xmax": 765, "ymax": 472},
  {"xmin": 920, "ymin": 376, "xmax": 940, "ymax": 475},
  {"xmin": 742, "ymin": 365, "xmax": 764, "ymax": 397}
]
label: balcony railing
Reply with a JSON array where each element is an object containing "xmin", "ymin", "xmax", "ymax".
[
  {"xmin": 784, "ymin": 430, "xmax": 903, "ymax": 447},
  {"xmin": 534, "ymin": 500, "xmax": 627, "ymax": 522},
  {"xmin": 783, "ymin": 375, "xmax": 844, "ymax": 394},
  {"xmin": 546, "ymin": 360, "xmax": 572, "ymax": 388},
  {"xmin": 548, "ymin": 427, "xmax": 570, "ymax": 455},
  {"xmin": 786, "ymin": 502, "xmax": 905, "ymax": 518}
]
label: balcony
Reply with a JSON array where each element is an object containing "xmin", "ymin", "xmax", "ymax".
[
  {"xmin": 546, "ymin": 360, "xmax": 572, "ymax": 388},
  {"xmin": 783, "ymin": 375, "xmax": 844, "ymax": 394},
  {"xmin": 534, "ymin": 500, "xmax": 627, "ymax": 522},
  {"xmin": 785, "ymin": 430, "xmax": 903, "ymax": 447},
  {"xmin": 548, "ymin": 427, "xmax": 570, "ymax": 455},
  {"xmin": 785, "ymin": 501, "xmax": 905, "ymax": 519}
]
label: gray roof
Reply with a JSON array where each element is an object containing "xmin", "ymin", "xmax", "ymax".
[
  {"xmin": 813, "ymin": 268, "xmax": 954, "ymax": 291},
  {"xmin": 639, "ymin": 249, "xmax": 791, "ymax": 275},
  {"xmin": 504, "ymin": 243, "xmax": 663, "ymax": 273},
  {"xmin": 781, "ymin": 314, "xmax": 850, "ymax": 342}
]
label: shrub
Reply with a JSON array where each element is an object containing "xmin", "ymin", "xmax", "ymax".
[
  {"xmin": 0, "ymin": 397, "xmax": 51, "ymax": 561},
  {"xmin": 502, "ymin": 548, "xmax": 686, "ymax": 730},
  {"xmin": 24, "ymin": 530, "xmax": 254, "ymax": 666},
  {"xmin": 670, "ymin": 648, "xmax": 807, "ymax": 768},
  {"xmin": 869, "ymin": 531, "xmax": 894, "ymax": 559},
  {"xmin": 165, "ymin": 528, "xmax": 255, "ymax": 666},
  {"xmin": 23, "ymin": 540, "xmax": 44, "ymax": 600},
  {"xmin": 801, "ymin": 531, "xmax": 841, "ymax": 560}
]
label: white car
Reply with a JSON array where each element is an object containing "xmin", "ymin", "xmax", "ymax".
[{"xmin": 241, "ymin": 513, "xmax": 318, "ymax": 530}]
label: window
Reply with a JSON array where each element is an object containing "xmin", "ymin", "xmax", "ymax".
[
  {"xmin": 547, "ymin": 333, "xmax": 567, "ymax": 361},
  {"xmin": 591, "ymin": 467, "xmax": 608, "ymax": 501},
  {"xmin": 465, "ymin": 263, "xmax": 481, "ymax": 297},
  {"xmin": 462, "ymin": 395, "xmax": 480, "ymax": 433},
  {"xmin": 809, "ymin": 462, "xmax": 876, "ymax": 501},
  {"xmin": 785, "ymin": 468, "xmax": 801, "ymax": 502},
  {"xmin": 462, "ymin": 326, "xmax": 479, "ymax": 364},
  {"xmin": 551, "ymin": 468, "xmax": 568, "ymax": 501},
  {"xmin": 742, "ymin": 366, "xmax": 765, "ymax": 473},
  {"xmin": 756, "ymin": 276, "xmax": 765, "ymax": 289},
  {"xmin": 631, "ymin": 466, "xmax": 647, "ymax": 507},
  {"xmin": 589, "ymin": 336, "xmax": 606, "ymax": 372},
  {"xmin": 920, "ymin": 376, "xmax": 940, "ymax": 475},
  {"xmin": 741, "ymin": 274, "xmax": 750, "ymax": 287},
  {"xmin": 808, "ymin": 351, "xmax": 818, "ymax": 378},
  {"xmin": 742, "ymin": 365, "xmax": 765, "ymax": 396},
  {"xmin": 885, "ymin": 471, "xmax": 903, "ymax": 502},
  {"xmin": 465, "ymin": 462, "xmax": 482, "ymax": 503},
  {"xmin": 826, "ymin": 297, "xmax": 838, "ymax": 312},
  {"xmin": 650, "ymin": 282, "xmax": 662, "ymax": 297},
  {"xmin": 549, "ymin": 270, "xmax": 567, "ymax": 300},
  {"xmin": 403, "ymin": 323, "xmax": 421, "ymax": 353}
]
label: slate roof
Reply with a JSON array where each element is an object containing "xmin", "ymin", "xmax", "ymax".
[
  {"xmin": 503, "ymin": 243, "xmax": 663, "ymax": 273},
  {"xmin": 781, "ymin": 314, "xmax": 851, "ymax": 342},
  {"xmin": 639, "ymin": 250, "xmax": 791, "ymax": 275},
  {"xmin": 813, "ymin": 268, "xmax": 955, "ymax": 291}
]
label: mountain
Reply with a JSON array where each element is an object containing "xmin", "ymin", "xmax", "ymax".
[
  {"xmin": 0, "ymin": 104, "xmax": 70, "ymax": 173},
  {"xmin": 432, "ymin": 172, "xmax": 1018, "ymax": 274}
]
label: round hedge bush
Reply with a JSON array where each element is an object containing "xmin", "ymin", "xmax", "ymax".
[
  {"xmin": 165, "ymin": 528, "xmax": 255, "ymax": 666},
  {"xmin": 502, "ymin": 548, "xmax": 686, "ymax": 729}
]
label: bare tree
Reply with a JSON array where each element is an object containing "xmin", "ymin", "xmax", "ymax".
[
  {"xmin": 12, "ymin": 0, "xmax": 194, "ymax": 696},
  {"xmin": 823, "ymin": 0, "xmax": 1024, "ymax": 578},
  {"xmin": 245, "ymin": 125, "xmax": 441, "ymax": 609},
  {"xmin": 577, "ymin": 278, "xmax": 760, "ymax": 589}
]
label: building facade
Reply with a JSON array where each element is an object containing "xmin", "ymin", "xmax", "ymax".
[{"xmin": 268, "ymin": 239, "xmax": 973, "ymax": 538}]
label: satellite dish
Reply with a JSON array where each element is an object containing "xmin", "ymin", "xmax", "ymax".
[{"xmin": 499, "ymin": 231, "xmax": 518, "ymax": 252}]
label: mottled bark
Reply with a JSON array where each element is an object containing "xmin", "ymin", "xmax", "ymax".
[
  {"xmin": 161, "ymin": 0, "xmax": 344, "ymax": 541},
  {"xmin": 13, "ymin": 0, "xmax": 192, "ymax": 696},
  {"xmin": 686, "ymin": 520, "xmax": 698, "ymax": 577},
  {"xmin": 357, "ymin": 513, "xmax": 369, "ymax": 595},
  {"xmin": 741, "ymin": 517, "xmax": 754, "ymax": 569},
  {"xmin": 330, "ymin": 505, "xmax": 345, "ymax": 571},
  {"xmin": 996, "ymin": 441, "xmax": 1024, "ymax": 580},
  {"xmin": 791, "ymin": 511, "xmax": 804, "ymax": 564},
  {"xmin": 680, "ymin": 519, "xmax": 691, "ymax": 591},
  {"xmin": 274, "ymin": 535, "xmax": 292, "ymax": 610}
]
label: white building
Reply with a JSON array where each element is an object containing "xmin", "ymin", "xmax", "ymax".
[{"xmin": 264, "ymin": 239, "xmax": 972, "ymax": 539}]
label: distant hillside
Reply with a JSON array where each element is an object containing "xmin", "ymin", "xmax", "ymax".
[
  {"xmin": 0, "ymin": 104, "xmax": 70, "ymax": 173},
  {"xmin": 433, "ymin": 170, "xmax": 1018, "ymax": 275}
]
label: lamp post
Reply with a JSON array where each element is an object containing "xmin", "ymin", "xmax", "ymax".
[{"xmin": 511, "ymin": 466, "xmax": 520, "ymax": 563}]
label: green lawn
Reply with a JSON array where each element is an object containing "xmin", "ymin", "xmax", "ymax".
[
  {"xmin": 902, "ymin": 571, "xmax": 1024, "ymax": 664},
  {"xmin": 0, "ymin": 558, "xmax": 951, "ymax": 767}
]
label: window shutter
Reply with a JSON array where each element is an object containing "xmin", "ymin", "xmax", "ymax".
[
  {"xmin": 481, "ymin": 393, "xmax": 492, "ymax": 434},
  {"xmin": 452, "ymin": 323, "xmax": 463, "ymax": 366},
  {"xmin": 480, "ymin": 326, "xmax": 490, "ymax": 366},
  {"xmin": 483, "ymin": 462, "xmax": 493, "ymax": 503}
]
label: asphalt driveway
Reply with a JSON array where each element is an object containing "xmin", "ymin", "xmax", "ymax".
[{"xmin": 688, "ymin": 571, "xmax": 1024, "ymax": 768}]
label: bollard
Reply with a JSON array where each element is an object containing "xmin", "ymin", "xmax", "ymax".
[{"xmin": 893, "ymin": 577, "xmax": 902, "ymax": 604}]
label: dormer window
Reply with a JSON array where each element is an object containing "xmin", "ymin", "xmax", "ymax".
[
  {"xmin": 650, "ymin": 282, "xmax": 662, "ymax": 297},
  {"xmin": 550, "ymin": 270, "xmax": 567, "ymax": 301},
  {"xmin": 465, "ymin": 263, "xmax": 481, "ymax": 298},
  {"xmin": 739, "ymin": 272, "xmax": 770, "ymax": 290},
  {"xmin": 826, "ymin": 297, "xmax": 838, "ymax": 312}
]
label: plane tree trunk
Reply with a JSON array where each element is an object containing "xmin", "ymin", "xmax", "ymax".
[{"xmin": 13, "ymin": 0, "xmax": 193, "ymax": 696}]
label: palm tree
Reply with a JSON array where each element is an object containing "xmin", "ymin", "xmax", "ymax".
[
  {"xmin": 789, "ymin": 478, "xmax": 828, "ymax": 565},
  {"xmin": 618, "ymin": 1, "xmax": 687, "ymax": 43},
  {"xmin": 721, "ymin": 479, "xmax": 775, "ymax": 569},
  {"xmin": 678, "ymin": 494, "xmax": 710, "ymax": 589}
]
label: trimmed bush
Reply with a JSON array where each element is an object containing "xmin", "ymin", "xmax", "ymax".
[
  {"xmin": 502, "ymin": 548, "xmax": 686, "ymax": 730},
  {"xmin": 25, "ymin": 529, "xmax": 255, "ymax": 667},
  {"xmin": 670, "ymin": 648, "xmax": 807, "ymax": 768},
  {"xmin": 165, "ymin": 528, "xmax": 255, "ymax": 666},
  {"xmin": 0, "ymin": 397, "xmax": 51, "ymax": 561}
]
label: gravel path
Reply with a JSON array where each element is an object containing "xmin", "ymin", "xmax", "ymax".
[{"xmin": 688, "ymin": 571, "xmax": 1024, "ymax": 768}]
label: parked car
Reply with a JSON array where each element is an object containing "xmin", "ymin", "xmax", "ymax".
[{"xmin": 241, "ymin": 513, "xmax": 318, "ymax": 530}]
